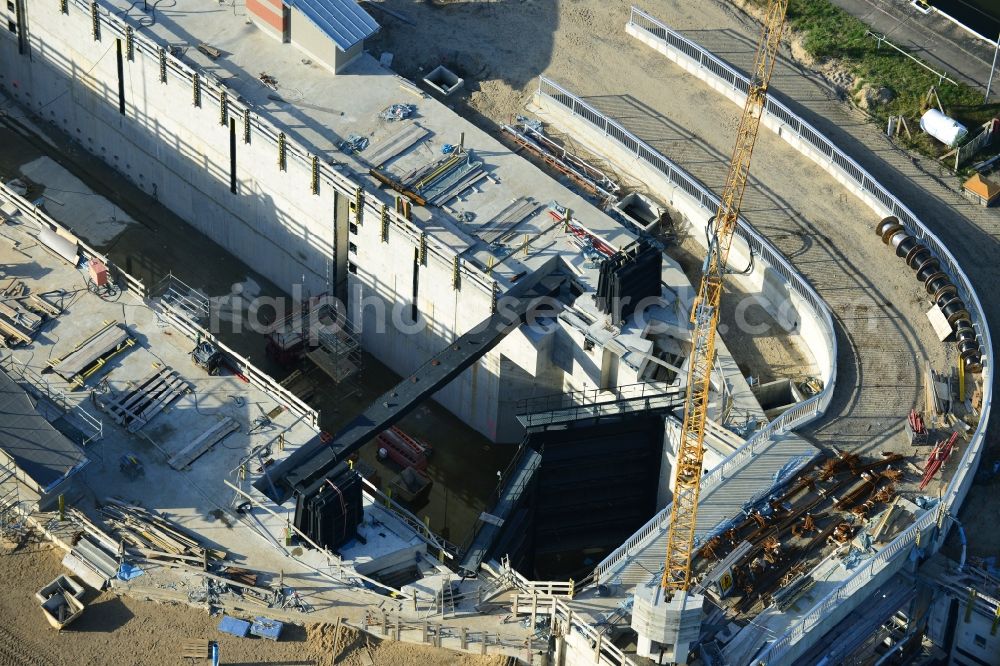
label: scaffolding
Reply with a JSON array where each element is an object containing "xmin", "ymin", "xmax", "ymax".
[
  {"xmin": 155, "ymin": 272, "xmax": 211, "ymax": 325},
  {"xmin": 0, "ymin": 457, "xmax": 23, "ymax": 543},
  {"xmin": 305, "ymin": 316, "xmax": 362, "ymax": 390},
  {"xmin": 268, "ymin": 301, "xmax": 362, "ymax": 400}
]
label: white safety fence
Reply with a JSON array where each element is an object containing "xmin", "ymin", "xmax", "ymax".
[
  {"xmin": 536, "ymin": 75, "xmax": 838, "ymax": 588},
  {"xmin": 157, "ymin": 300, "xmax": 319, "ymax": 428},
  {"xmin": 0, "ymin": 181, "xmax": 146, "ymax": 298},
  {"xmin": 625, "ymin": 7, "xmax": 993, "ymax": 663}
]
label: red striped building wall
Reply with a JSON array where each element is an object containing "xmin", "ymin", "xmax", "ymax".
[{"xmin": 247, "ymin": 0, "xmax": 286, "ymax": 38}]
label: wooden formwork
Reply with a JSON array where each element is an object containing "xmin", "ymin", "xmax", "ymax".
[{"xmin": 99, "ymin": 365, "xmax": 191, "ymax": 432}]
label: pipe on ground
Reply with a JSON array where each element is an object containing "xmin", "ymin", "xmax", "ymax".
[{"xmin": 876, "ymin": 217, "xmax": 982, "ymax": 372}]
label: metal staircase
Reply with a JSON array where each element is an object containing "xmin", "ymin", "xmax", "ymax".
[{"xmin": 0, "ymin": 459, "xmax": 23, "ymax": 543}]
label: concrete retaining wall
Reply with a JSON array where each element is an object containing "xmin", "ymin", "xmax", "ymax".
[
  {"xmin": 0, "ymin": 0, "xmax": 336, "ymax": 295},
  {"xmin": 0, "ymin": 0, "xmax": 519, "ymax": 440},
  {"xmin": 532, "ymin": 95, "xmax": 833, "ymax": 386},
  {"xmin": 623, "ymin": 10, "xmax": 992, "ymax": 664}
]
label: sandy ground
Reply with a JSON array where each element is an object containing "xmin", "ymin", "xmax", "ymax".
[
  {"xmin": 0, "ymin": 535, "xmax": 503, "ymax": 666},
  {"xmin": 1, "ymin": 0, "xmax": 995, "ymax": 659}
]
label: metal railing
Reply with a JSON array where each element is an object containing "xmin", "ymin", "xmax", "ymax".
[
  {"xmin": 157, "ymin": 300, "xmax": 320, "ymax": 428},
  {"xmin": 501, "ymin": 562, "xmax": 577, "ymax": 598},
  {"xmin": 0, "ymin": 353, "xmax": 104, "ymax": 445},
  {"xmin": 0, "ymin": 181, "xmax": 146, "ymax": 298},
  {"xmin": 502, "ymin": 572, "xmax": 636, "ymax": 666},
  {"xmin": 535, "ymin": 76, "xmax": 839, "ymax": 586},
  {"xmin": 626, "ymin": 7, "xmax": 993, "ymax": 663},
  {"xmin": 517, "ymin": 381, "xmax": 672, "ymax": 415},
  {"xmin": 360, "ymin": 476, "xmax": 459, "ymax": 560},
  {"xmin": 458, "ymin": 441, "xmax": 541, "ymax": 566},
  {"xmin": 516, "ymin": 382, "xmax": 684, "ymax": 428}
]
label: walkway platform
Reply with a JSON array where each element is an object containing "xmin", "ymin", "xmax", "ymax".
[
  {"xmin": 602, "ymin": 431, "xmax": 818, "ymax": 587},
  {"xmin": 517, "ymin": 384, "xmax": 685, "ymax": 430},
  {"xmin": 459, "ymin": 445, "xmax": 542, "ymax": 574}
]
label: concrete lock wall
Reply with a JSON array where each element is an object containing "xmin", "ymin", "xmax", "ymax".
[
  {"xmin": 346, "ymin": 194, "xmax": 514, "ymax": 440},
  {"xmin": 0, "ymin": 1, "xmax": 537, "ymax": 442},
  {"xmin": 0, "ymin": 1, "xmax": 337, "ymax": 297},
  {"xmin": 533, "ymin": 96, "xmax": 833, "ymax": 387},
  {"xmin": 621, "ymin": 13, "xmax": 993, "ymax": 663}
]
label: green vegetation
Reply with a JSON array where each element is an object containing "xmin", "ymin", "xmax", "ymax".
[{"xmin": 750, "ymin": 0, "xmax": 1000, "ymax": 156}]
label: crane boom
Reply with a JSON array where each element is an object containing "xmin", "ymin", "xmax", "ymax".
[{"xmin": 661, "ymin": 0, "xmax": 789, "ymax": 594}]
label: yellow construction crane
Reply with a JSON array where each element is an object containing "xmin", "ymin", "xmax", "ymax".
[{"xmin": 661, "ymin": 0, "xmax": 789, "ymax": 594}]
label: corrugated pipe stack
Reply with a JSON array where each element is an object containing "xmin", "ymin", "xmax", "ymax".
[{"xmin": 876, "ymin": 216, "xmax": 982, "ymax": 372}]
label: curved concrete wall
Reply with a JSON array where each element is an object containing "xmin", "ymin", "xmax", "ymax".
[
  {"xmin": 532, "ymin": 79, "xmax": 839, "ymax": 590},
  {"xmin": 625, "ymin": 8, "xmax": 993, "ymax": 664}
]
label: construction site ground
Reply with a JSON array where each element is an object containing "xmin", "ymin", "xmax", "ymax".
[
  {"xmin": 0, "ymin": 0, "xmax": 996, "ymax": 659},
  {"xmin": 374, "ymin": 0, "xmax": 969, "ymax": 493},
  {"xmin": 0, "ymin": 534, "xmax": 504, "ymax": 666},
  {"xmin": 0, "ymin": 114, "xmax": 516, "ymax": 547}
]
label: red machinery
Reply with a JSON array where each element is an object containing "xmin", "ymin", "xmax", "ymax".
[
  {"xmin": 86, "ymin": 257, "xmax": 119, "ymax": 298},
  {"xmin": 374, "ymin": 426, "xmax": 432, "ymax": 471}
]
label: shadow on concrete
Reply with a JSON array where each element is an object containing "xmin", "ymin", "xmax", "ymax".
[
  {"xmin": 574, "ymin": 90, "xmax": 926, "ymax": 459},
  {"xmin": 665, "ymin": 13, "xmax": 1000, "ymax": 463}
]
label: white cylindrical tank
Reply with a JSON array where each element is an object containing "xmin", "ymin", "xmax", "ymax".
[{"xmin": 919, "ymin": 109, "xmax": 968, "ymax": 147}]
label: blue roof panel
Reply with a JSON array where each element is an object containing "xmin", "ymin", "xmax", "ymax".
[{"xmin": 287, "ymin": 0, "xmax": 380, "ymax": 52}]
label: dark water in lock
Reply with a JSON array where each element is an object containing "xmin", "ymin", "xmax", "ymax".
[{"xmin": 932, "ymin": 0, "xmax": 1000, "ymax": 41}]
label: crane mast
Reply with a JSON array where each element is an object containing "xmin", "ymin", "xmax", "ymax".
[{"xmin": 661, "ymin": 0, "xmax": 789, "ymax": 594}]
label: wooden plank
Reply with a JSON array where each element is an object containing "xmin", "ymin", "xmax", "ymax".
[
  {"xmin": 115, "ymin": 368, "xmax": 170, "ymax": 415},
  {"xmin": 0, "ymin": 316, "xmax": 32, "ymax": 344},
  {"xmin": 51, "ymin": 323, "xmax": 129, "ymax": 378},
  {"xmin": 127, "ymin": 372, "xmax": 190, "ymax": 432},
  {"xmin": 0, "ymin": 300, "xmax": 41, "ymax": 329},
  {"xmin": 364, "ymin": 123, "xmax": 430, "ymax": 168},
  {"xmin": 168, "ymin": 417, "xmax": 239, "ymax": 469},
  {"xmin": 181, "ymin": 640, "xmax": 210, "ymax": 659},
  {"xmin": 103, "ymin": 367, "xmax": 168, "ymax": 423},
  {"xmin": 25, "ymin": 293, "xmax": 61, "ymax": 317}
]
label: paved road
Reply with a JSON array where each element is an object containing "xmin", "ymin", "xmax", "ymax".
[
  {"xmin": 567, "ymin": 2, "xmax": 948, "ymax": 461},
  {"xmin": 830, "ymin": 0, "xmax": 1000, "ymax": 99}
]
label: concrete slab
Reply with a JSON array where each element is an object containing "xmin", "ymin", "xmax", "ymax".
[
  {"xmin": 20, "ymin": 157, "xmax": 135, "ymax": 246},
  {"xmin": 0, "ymin": 214, "xmax": 535, "ymax": 650}
]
